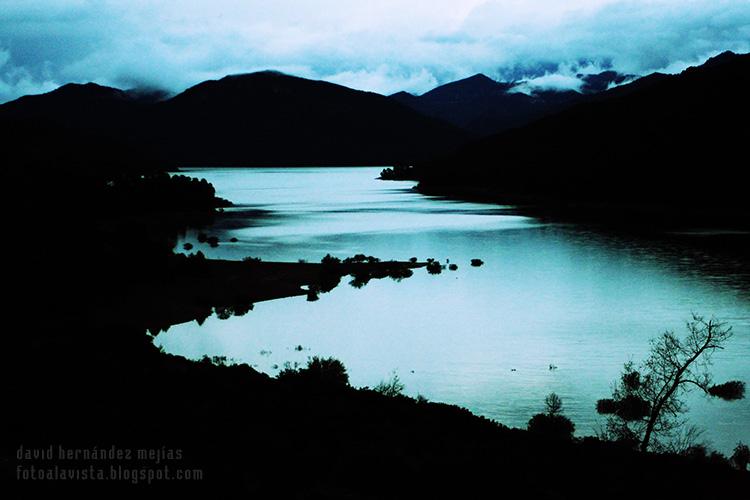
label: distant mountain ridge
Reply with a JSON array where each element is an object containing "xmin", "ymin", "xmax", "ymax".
[
  {"xmin": 0, "ymin": 71, "xmax": 469, "ymax": 168},
  {"xmin": 390, "ymin": 71, "xmax": 631, "ymax": 136},
  {"xmin": 157, "ymin": 72, "xmax": 468, "ymax": 165},
  {"xmin": 416, "ymin": 51, "xmax": 750, "ymax": 223}
]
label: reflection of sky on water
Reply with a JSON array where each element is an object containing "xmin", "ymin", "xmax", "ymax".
[{"xmin": 161, "ymin": 167, "xmax": 750, "ymax": 454}]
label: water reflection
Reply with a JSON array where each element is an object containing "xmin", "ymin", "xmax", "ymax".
[{"xmin": 160, "ymin": 167, "xmax": 750, "ymax": 454}]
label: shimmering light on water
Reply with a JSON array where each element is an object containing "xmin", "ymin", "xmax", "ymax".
[{"xmin": 158, "ymin": 167, "xmax": 750, "ymax": 453}]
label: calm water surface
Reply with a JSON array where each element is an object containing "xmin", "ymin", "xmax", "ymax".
[{"xmin": 158, "ymin": 167, "xmax": 750, "ymax": 453}]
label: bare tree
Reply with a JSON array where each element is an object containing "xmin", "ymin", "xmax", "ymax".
[{"xmin": 597, "ymin": 314, "xmax": 745, "ymax": 452}]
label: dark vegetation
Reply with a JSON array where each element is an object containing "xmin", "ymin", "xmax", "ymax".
[
  {"xmin": 597, "ymin": 315, "xmax": 745, "ymax": 453},
  {"xmin": 426, "ymin": 259, "xmax": 443, "ymax": 274},
  {"xmin": 415, "ymin": 51, "xmax": 750, "ymax": 230},
  {"xmin": 379, "ymin": 164, "xmax": 417, "ymax": 180},
  {"xmin": 733, "ymin": 443, "xmax": 750, "ymax": 471},
  {"xmin": 4, "ymin": 55, "xmax": 748, "ymax": 497},
  {"xmin": 527, "ymin": 393, "xmax": 576, "ymax": 441},
  {"xmin": 373, "ymin": 372, "xmax": 407, "ymax": 397},
  {"xmin": 277, "ymin": 356, "xmax": 350, "ymax": 387}
]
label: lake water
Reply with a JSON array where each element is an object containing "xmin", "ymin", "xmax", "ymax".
[{"xmin": 158, "ymin": 167, "xmax": 750, "ymax": 454}]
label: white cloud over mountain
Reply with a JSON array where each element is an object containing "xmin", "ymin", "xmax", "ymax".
[{"xmin": 1, "ymin": 0, "xmax": 748, "ymax": 102}]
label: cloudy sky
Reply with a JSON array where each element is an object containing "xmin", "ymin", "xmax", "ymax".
[{"xmin": 1, "ymin": 0, "xmax": 749, "ymax": 102}]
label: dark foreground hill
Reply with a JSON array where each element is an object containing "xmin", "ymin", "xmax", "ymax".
[
  {"xmin": 416, "ymin": 51, "xmax": 750, "ymax": 227},
  {"xmin": 0, "ymin": 71, "xmax": 469, "ymax": 168},
  {"xmin": 5, "ymin": 162, "xmax": 748, "ymax": 498},
  {"xmin": 391, "ymin": 71, "xmax": 629, "ymax": 136}
]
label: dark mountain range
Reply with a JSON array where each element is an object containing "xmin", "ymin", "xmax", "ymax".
[
  {"xmin": 0, "ymin": 71, "xmax": 470, "ymax": 169},
  {"xmin": 0, "ymin": 82, "xmax": 165, "ymax": 176},
  {"xmin": 390, "ymin": 71, "xmax": 630, "ymax": 136},
  {"xmin": 416, "ymin": 51, "xmax": 750, "ymax": 224},
  {"xmin": 0, "ymin": 82, "xmax": 151, "ymax": 131},
  {"xmin": 156, "ymin": 71, "xmax": 469, "ymax": 165}
]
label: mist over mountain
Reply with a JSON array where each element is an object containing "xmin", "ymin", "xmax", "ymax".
[
  {"xmin": 391, "ymin": 71, "xmax": 630, "ymax": 136},
  {"xmin": 416, "ymin": 51, "xmax": 750, "ymax": 221}
]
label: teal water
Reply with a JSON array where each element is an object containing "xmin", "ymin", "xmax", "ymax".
[{"xmin": 158, "ymin": 167, "xmax": 750, "ymax": 454}]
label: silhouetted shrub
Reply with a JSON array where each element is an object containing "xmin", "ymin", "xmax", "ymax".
[
  {"xmin": 597, "ymin": 394, "xmax": 650, "ymax": 421},
  {"xmin": 683, "ymin": 444, "xmax": 709, "ymax": 461},
  {"xmin": 349, "ymin": 273, "xmax": 370, "ymax": 289},
  {"xmin": 197, "ymin": 233, "xmax": 208, "ymax": 243},
  {"xmin": 321, "ymin": 254, "xmax": 341, "ymax": 265},
  {"xmin": 470, "ymin": 259, "xmax": 484, "ymax": 267},
  {"xmin": 277, "ymin": 356, "xmax": 349, "ymax": 387},
  {"xmin": 242, "ymin": 256, "xmax": 262, "ymax": 263},
  {"xmin": 379, "ymin": 164, "xmax": 415, "ymax": 180},
  {"xmin": 199, "ymin": 355, "xmax": 229, "ymax": 367},
  {"xmin": 682, "ymin": 445, "xmax": 732, "ymax": 467},
  {"xmin": 544, "ymin": 393, "xmax": 563, "ymax": 415},
  {"xmin": 387, "ymin": 266, "xmax": 413, "ymax": 281},
  {"xmin": 527, "ymin": 393, "xmax": 575, "ymax": 440},
  {"xmin": 448, "ymin": 264, "xmax": 458, "ymax": 271},
  {"xmin": 622, "ymin": 370, "xmax": 642, "ymax": 391},
  {"xmin": 527, "ymin": 413, "xmax": 575, "ymax": 440},
  {"xmin": 317, "ymin": 271, "xmax": 342, "ymax": 293},
  {"xmin": 215, "ymin": 306, "xmax": 233, "ymax": 320},
  {"xmin": 183, "ymin": 243, "xmax": 193, "ymax": 250},
  {"xmin": 708, "ymin": 381, "xmax": 746, "ymax": 400},
  {"xmin": 617, "ymin": 395, "xmax": 651, "ymax": 421},
  {"xmin": 230, "ymin": 237, "xmax": 238, "ymax": 242},
  {"xmin": 409, "ymin": 257, "xmax": 418, "ymax": 263},
  {"xmin": 207, "ymin": 236, "xmax": 219, "ymax": 247},
  {"xmin": 596, "ymin": 398, "xmax": 618, "ymax": 414},
  {"xmin": 343, "ymin": 254, "xmax": 368, "ymax": 264},
  {"xmin": 374, "ymin": 372, "xmax": 405, "ymax": 397},
  {"xmin": 232, "ymin": 302, "xmax": 254, "ymax": 316},
  {"xmin": 426, "ymin": 261, "xmax": 442, "ymax": 274},
  {"xmin": 731, "ymin": 442, "xmax": 750, "ymax": 471}
]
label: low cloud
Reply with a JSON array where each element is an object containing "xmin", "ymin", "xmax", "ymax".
[
  {"xmin": 324, "ymin": 66, "xmax": 439, "ymax": 96},
  {"xmin": 0, "ymin": 49, "xmax": 59, "ymax": 103},
  {"xmin": 505, "ymin": 61, "xmax": 614, "ymax": 94},
  {"xmin": 509, "ymin": 73, "xmax": 585, "ymax": 95},
  {"xmin": 0, "ymin": 1, "xmax": 748, "ymax": 102}
]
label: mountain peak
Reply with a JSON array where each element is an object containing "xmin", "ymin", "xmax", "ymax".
[
  {"xmin": 421, "ymin": 73, "xmax": 510, "ymax": 101},
  {"xmin": 441, "ymin": 73, "xmax": 502, "ymax": 90},
  {"xmin": 697, "ymin": 51, "xmax": 738, "ymax": 69},
  {"xmin": 462, "ymin": 73, "xmax": 496, "ymax": 84},
  {"xmin": 221, "ymin": 70, "xmax": 291, "ymax": 81},
  {"xmin": 50, "ymin": 82, "xmax": 126, "ymax": 99}
]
